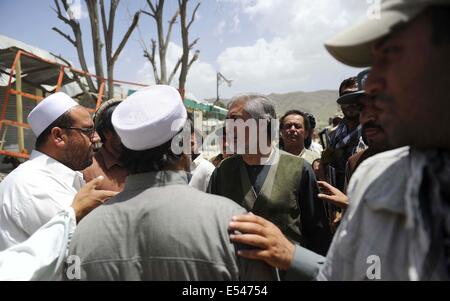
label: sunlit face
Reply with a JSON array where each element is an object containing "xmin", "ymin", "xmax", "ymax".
[
  {"xmin": 226, "ymin": 100, "xmax": 253, "ymax": 154},
  {"xmin": 280, "ymin": 114, "xmax": 306, "ymax": 149},
  {"xmin": 61, "ymin": 106, "xmax": 99, "ymax": 171},
  {"xmin": 365, "ymin": 13, "xmax": 450, "ymax": 149}
]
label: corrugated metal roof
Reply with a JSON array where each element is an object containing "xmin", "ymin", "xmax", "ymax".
[
  {"xmin": 0, "ymin": 34, "xmax": 74, "ymax": 89},
  {"xmin": 184, "ymin": 98, "xmax": 227, "ymax": 117}
]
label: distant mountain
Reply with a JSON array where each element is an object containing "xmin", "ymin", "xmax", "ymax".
[
  {"xmin": 268, "ymin": 90, "xmax": 340, "ymax": 129},
  {"xmin": 206, "ymin": 90, "xmax": 341, "ymax": 129}
]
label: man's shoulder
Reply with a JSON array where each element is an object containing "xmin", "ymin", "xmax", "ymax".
[
  {"xmin": 0, "ymin": 161, "xmax": 44, "ymax": 189},
  {"xmin": 216, "ymin": 155, "xmax": 241, "ymax": 170},
  {"xmin": 347, "ymin": 149, "xmax": 367, "ymax": 171},
  {"xmin": 197, "ymin": 157, "xmax": 215, "ymax": 172},
  {"xmin": 83, "ymin": 185, "xmax": 246, "ymax": 228},
  {"xmin": 346, "ymin": 147, "xmax": 410, "ymax": 216},
  {"xmin": 348, "ymin": 149, "xmax": 366, "ymax": 163},
  {"xmin": 164, "ymin": 185, "xmax": 244, "ymax": 210},
  {"xmin": 301, "ymin": 149, "xmax": 321, "ymax": 163},
  {"xmin": 120, "ymin": 184, "xmax": 243, "ymax": 208},
  {"xmin": 278, "ymin": 150, "xmax": 309, "ymax": 171},
  {"xmin": 354, "ymin": 147, "xmax": 410, "ymax": 177}
]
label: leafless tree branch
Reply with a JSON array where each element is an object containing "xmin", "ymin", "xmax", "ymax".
[
  {"xmin": 140, "ymin": 9, "xmax": 155, "ymax": 19},
  {"xmin": 188, "ymin": 38, "xmax": 199, "ymax": 50},
  {"xmin": 187, "ymin": 2, "xmax": 200, "ymax": 31},
  {"xmin": 52, "ymin": 27, "xmax": 76, "ymax": 46},
  {"xmin": 164, "ymin": 9, "xmax": 180, "ymax": 50},
  {"xmin": 187, "ymin": 50, "xmax": 199, "ymax": 69},
  {"xmin": 168, "ymin": 56, "xmax": 183, "ymax": 84},
  {"xmin": 113, "ymin": 11, "xmax": 140, "ymax": 63}
]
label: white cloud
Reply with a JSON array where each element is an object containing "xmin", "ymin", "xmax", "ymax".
[
  {"xmin": 231, "ymin": 15, "xmax": 240, "ymax": 33},
  {"xmin": 135, "ymin": 0, "xmax": 371, "ymax": 99},
  {"xmin": 214, "ymin": 20, "xmax": 226, "ymax": 37},
  {"xmin": 67, "ymin": 0, "xmax": 88, "ymax": 20},
  {"xmin": 214, "ymin": 0, "xmax": 368, "ymax": 97},
  {"xmin": 136, "ymin": 42, "xmax": 216, "ymax": 100}
]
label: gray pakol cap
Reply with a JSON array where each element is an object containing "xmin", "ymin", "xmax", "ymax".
[
  {"xmin": 111, "ymin": 85, "xmax": 187, "ymax": 151},
  {"xmin": 325, "ymin": 0, "xmax": 450, "ymax": 67}
]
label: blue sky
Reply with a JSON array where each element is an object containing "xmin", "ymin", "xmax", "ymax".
[{"xmin": 0, "ymin": 0, "xmax": 368, "ymax": 100}]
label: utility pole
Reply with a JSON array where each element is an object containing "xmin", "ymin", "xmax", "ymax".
[{"xmin": 215, "ymin": 72, "xmax": 232, "ymax": 105}]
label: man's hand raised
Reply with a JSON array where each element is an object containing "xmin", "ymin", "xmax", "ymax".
[{"xmin": 71, "ymin": 176, "xmax": 118, "ymax": 222}]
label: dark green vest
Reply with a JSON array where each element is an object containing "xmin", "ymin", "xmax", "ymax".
[{"xmin": 212, "ymin": 150, "xmax": 304, "ymax": 244}]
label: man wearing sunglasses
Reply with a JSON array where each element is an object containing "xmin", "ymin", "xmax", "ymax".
[
  {"xmin": 320, "ymin": 75, "xmax": 366, "ymax": 192},
  {"xmin": 0, "ymin": 92, "xmax": 102, "ymax": 250}
]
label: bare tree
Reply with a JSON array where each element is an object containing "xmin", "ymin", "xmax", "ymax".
[
  {"xmin": 52, "ymin": 0, "xmax": 140, "ymax": 99},
  {"xmin": 52, "ymin": 0, "xmax": 97, "ymax": 93},
  {"xmin": 178, "ymin": 0, "xmax": 200, "ymax": 97},
  {"xmin": 141, "ymin": 0, "xmax": 179, "ymax": 85},
  {"xmin": 142, "ymin": 0, "xmax": 200, "ymax": 96}
]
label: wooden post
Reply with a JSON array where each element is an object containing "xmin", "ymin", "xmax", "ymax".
[
  {"xmin": 35, "ymin": 88, "xmax": 43, "ymax": 103},
  {"xmin": 15, "ymin": 58, "xmax": 25, "ymax": 153}
]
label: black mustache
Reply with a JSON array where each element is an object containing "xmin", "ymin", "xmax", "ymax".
[{"xmin": 362, "ymin": 121, "xmax": 383, "ymax": 131}]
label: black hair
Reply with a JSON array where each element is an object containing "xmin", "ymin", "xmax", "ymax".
[
  {"xmin": 95, "ymin": 102, "xmax": 120, "ymax": 143},
  {"xmin": 304, "ymin": 112, "xmax": 317, "ymax": 149},
  {"xmin": 338, "ymin": 77, "xmax": 358, "ymax": 96},
  {"xmin": 428, "ymin": 6, "xmax": 450, "ymax": 45},
  {"xmin": 35, "ymin": 110, "xmax": 74, "ymax": 149},
  {"xmin": 119, "ymin": 139, "xmax": 184, "ymax": 175},
  {"xmin": 279, "ymin": 110, "xmax": 311, "ymax": 150},
  {"xmin": 279, "ymin": 110, "xmax": 311, "ymax": 133},
  {"xmin": 305, "ymin": 112, "xmax": 316, "ymax": 130}
]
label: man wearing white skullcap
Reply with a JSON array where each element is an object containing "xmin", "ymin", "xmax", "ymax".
[
  {"xmin": 0, "ymin": 92, "xmax": 104, "ymax": 251},
  {"xmin": 228, "ymin": 0, "xmax": 450, "ymax": 281},
  {"xmin": 68, "ymin": 85, "xmax": 277, "ymax": 281}
]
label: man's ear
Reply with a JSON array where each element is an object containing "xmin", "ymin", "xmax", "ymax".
[{"xmin": 50, "ymin": 127, "xmax": 67, "ymax": 148}]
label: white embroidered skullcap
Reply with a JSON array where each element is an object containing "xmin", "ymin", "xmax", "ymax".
[
  {"xmin": 111, "ymin": 85, "xmax": 187, "ymax": 151},
  {"xmin": 27, "ymin": 92, "xmax": 79, "ymax": 137}
]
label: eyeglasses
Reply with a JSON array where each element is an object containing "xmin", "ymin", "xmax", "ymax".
[{"xmin": 61, "ymin": 126, "xmax": 96, "ymax": 137}]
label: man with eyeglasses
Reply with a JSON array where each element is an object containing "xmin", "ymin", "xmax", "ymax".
[{"xmin": 0, "ymin": 92, "xmax": 101, "ymax": 250}]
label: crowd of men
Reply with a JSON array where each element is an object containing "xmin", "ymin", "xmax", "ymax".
[{"xmin": 0, "ymin": 0, "xmax": 449, "ymax": 281}]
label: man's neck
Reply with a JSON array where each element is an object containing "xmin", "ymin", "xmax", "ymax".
[
  {"xmin": 370, "ymin": 144, "xmax": 390, "ymax": 155},
  {"xmin": 242, "ymin": 147, "xmax": 274, "ymax": 166},
  {"xmin": 103, "ymin": 142, "xmax": 121, "ymax": 161},
  {"xmin": 35, "ymin": 146, "xmax": 74, "ymax": 171},
  {"xmin": 35, "ymin": 146, "xmax": 59, "ymax": 163},
  {"xmin": 344, "ymin": 118, "xmax": 359, "ymax": 132},
  {"xmin": 283, "ymin": 144, "xmax": 304, "ymax": 156}
]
